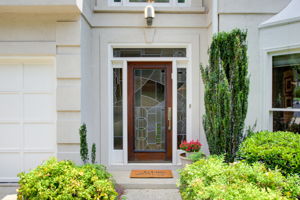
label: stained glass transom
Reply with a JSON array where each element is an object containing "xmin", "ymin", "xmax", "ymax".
[{"xmin": 113, "ymin": 48, "xmax": 186, "ymax": 58}]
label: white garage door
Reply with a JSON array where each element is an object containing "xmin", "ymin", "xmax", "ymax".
[{"xmin": 0, "ymin": 58, "xmax": 56, "ymax": 182}]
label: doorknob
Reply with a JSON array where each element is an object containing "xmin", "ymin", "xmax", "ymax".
[{"xmin": 168, "ymin": 107, "xmax": 172, "ymax": 131}]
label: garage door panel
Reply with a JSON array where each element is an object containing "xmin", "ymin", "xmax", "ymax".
[
  {"xmin": 0, "ymin": 59, "xmax": 56, "ymax": 182},
  {"xmin": 24, "ymin": 64, "xmax": 54, "ymax": 91},
  {"xmin": 0, "ymin": 94, "xmax": 21, "ymax": 120},
  {"xmin": 24, "ymin": 94, "xmax": 55, "ymax": 121},
  {"xmin": 24, "ymin": 153, "xmax": 54, "ymax": 172},
  {"xmin": 0, "ymin": 153, "xmax": 21, "ymax": 179},
  {"xmin": 0, "ymin": 124, "xmax": 21, "ymax": 149},
  {"xmin": 0, "ymin": 64, "xmax": 22, "ymax": 91},
  {"xmin": 24, "ymin": 124, "xmax": 55, "ymax": 150}
]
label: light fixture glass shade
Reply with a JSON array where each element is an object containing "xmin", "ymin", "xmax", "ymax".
[{"xmin": 144, "ymin": 5, "xmax": 155, "ymax": 18}]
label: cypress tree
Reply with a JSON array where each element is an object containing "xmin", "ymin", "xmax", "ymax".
[
  {"xmin": 201, "ymin": 29, "xmax": 249, "ymax": 162},
  {"xmin": 79, "ymin": 123, "xmax": 89, "ymax": 164},
  {"xmin": 91, "ymin": 143, "xmax": 96, "ymax": 164}
]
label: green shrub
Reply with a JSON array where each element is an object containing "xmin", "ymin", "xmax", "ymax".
[
  {"xmin": 79, "ymin": 123, "xmax": 89, "ymax": 164},
  {"xmin": 178, "ymin": 156, "xmax": 300, "ymax": 200},
  {"xmin": 187, "ymin": 151, "xmax": 206, "ymax": 162},
  {"xmin": 238, "ymin": 131, "xmax": 300, "ymax": 175},
  {"xmin": 18, "ymin": 158, "xmax": 118, "ymax": 200}
]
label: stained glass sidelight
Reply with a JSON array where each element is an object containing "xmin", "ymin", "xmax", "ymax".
[
  {"xmin": 134, "ymin": 69, "xmax": 166, "ymax": 152},
  {"xmin": 113, "ymin": 69, "xmax": 123, "ymax": 149},
  {"xmin": 177, "ymin": 69, "xmax": 187, "ymax": 148},
  {"xmin": 113, "ymin": 48, "xmax": 186, "ymax": 58}
]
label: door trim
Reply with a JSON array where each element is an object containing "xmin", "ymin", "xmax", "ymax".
[{"xmin": 127, "ymin": 62, "xmax": 173, "ymax": 162}]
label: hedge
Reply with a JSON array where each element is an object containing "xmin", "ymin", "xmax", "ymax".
[
  {"xmin": 178, "ymin": 156, "xmax": 300, "ymax": 200},
  {"xmin": 17, "ymin": 158, "xmax": 118, "ymax": 200},
  {"xmin": 238, "ymin": 131, "xmax": 300, "ymax": 175}
]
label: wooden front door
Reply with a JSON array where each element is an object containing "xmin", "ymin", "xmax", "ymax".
[{"xmin": 128, "ymin": 62, "xmax": 172, "ymax": 162}]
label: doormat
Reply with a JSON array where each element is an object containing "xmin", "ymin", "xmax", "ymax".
[{"xmin": 130, "ymin": 170, "xmax": 173, "ymax": 178}]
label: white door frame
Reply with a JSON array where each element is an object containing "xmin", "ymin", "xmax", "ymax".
[{"xmin": 107, "ymin": 44, "xmax": 192, "ymax": 167}]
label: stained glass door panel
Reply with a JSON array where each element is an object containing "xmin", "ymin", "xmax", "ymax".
[
  {"xmin": 134, "ymin": 69, "xmax": 166, "ymax": 152},
  {"xmin": 128, "ymin": 62, "xmax": 172, "ymax": 162}
]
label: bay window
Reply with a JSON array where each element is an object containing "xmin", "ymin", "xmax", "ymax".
[{"xmin": 272, "ymin": 53, "xmax": 300, "ymax": 133}]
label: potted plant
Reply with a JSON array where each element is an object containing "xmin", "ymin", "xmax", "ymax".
[{"xmin": 179, "ymin": 140, "xmax": 203, "ymax": 167}]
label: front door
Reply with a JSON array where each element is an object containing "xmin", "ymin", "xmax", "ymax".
[{"xmin": 128, "ymin": 62, "xmax": 172, "ymax": 162}]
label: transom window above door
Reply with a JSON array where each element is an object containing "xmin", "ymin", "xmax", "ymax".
[{"xmin": 111, "ymin": 0, "xmax": 187, "ymax": 6}]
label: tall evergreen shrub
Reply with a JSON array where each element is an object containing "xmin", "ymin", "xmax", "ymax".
[
  {"xmin": 91, "ymin": 143, "xmax": 96, "ymax": 164},
  {"xmin": 79, "ymin": 123, "xmax": 89, "ymax": 164},
  {"xmin": 200, "ymin": 29, "xmax": 249, "ymax": 162}
]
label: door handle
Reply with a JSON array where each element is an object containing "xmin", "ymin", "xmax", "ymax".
[{"xmin": 168, "ymin": 107, "xmax": 172, "ymax": 131}]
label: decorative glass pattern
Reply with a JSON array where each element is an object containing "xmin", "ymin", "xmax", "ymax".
[
  {"xmin": 134, "ymin": 69, "xmax": 166, "ymax": 152},
  {"xmin": 273, "ymin": 54, "xmax": 300, "ymax": 108},
  {"xmin": 129, "ymin": 0, "xmax": 169, "ymax": 2},
  {"xmin": 273, "ymin": 111, "xmax": 300, "ymax": 133},
  {"xmin": 177, "ymin": 69, "xmax": 187, "ymax": 148},
  {"xmin": 113, "ymin": 69, "xmax": 123, "ymax": 149},
  {"xmin": 113, "ymin": 48, "xmax": 186, "ymax": 58}
]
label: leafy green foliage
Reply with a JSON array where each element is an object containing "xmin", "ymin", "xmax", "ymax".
[
  {"xmin": 187, "ymin": 151, "xmax": 206, "ymax": 162},
  {"xmin": 17, "ymin": 158, "xmax": 118, "ymax": 200},
  {"xmin": 200, "ymin": 29, "xmax": 249, "ymax": 162},
  {"xmin": 79, "ymin": 123, "xmax": 89, "ymax": 164},
  {"xmin": 238, "ymin": 131, "xmax": 300, "ymax": 175},
  {"xmin": 178, "ymin": 156, "xmax": 300, "ymax": 200},
  {"xmin": 91, "ymin": 143, "xmax": 96, "ymax": 164}
]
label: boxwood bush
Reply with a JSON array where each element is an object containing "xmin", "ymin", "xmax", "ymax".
[
  {"xmin": 238, "ymin": 131, "xmax": 300, "ymax": 175},
  {"xmin": 178, "ymin": 156, "xmax": 300, "ymax": 200},
  {"xmin": 18, "ymin": 158, "xmax": 118, "ymax": 200}
]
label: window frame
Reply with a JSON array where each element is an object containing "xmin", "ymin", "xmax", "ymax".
[
  {"xmin": 269, "ymin": 51, "xmax": 300, "ymax": 132},
  {"xmin": 109, "ymin": 0, "xmax": 190, "ymax": 7}
]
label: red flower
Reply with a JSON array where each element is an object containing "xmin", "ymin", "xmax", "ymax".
[{"xmin": 179, "ymin": 140, "xmax": 202, "ymax": 152}]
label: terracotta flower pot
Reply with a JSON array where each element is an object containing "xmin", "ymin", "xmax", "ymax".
[{"xmin": 179, "ymin": 153, "xmax": 193, "ymax": 168}]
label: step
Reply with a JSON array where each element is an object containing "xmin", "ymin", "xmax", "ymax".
[
  {"xmin": 123, "ymin": 189, "xmax": 182, "ymax": 200},
  {"xmin": 109, "ymin": 170, "xmax": 179, "ymax": 189}
]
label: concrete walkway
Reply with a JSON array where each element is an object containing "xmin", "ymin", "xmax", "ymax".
[
  {"xmin": 123, "ymin": 189, "xmax": 181, "ymax": 200},
  {"xmin": 110, "ymin": 170, "xmax": 182, "ymax": 200},
  {"xmin": 0, "ymin": 184, "xmax": 18, "ymax": 200}
]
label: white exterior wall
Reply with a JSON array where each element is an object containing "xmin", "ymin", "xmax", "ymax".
[{"xmin": 217, "ymin": 0, "xmax": 291, "ymax": 131}]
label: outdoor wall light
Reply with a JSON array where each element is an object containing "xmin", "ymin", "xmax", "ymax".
[{"xmin": 144, "ymin": 3, "xmax": 155, "ymax": 26}]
